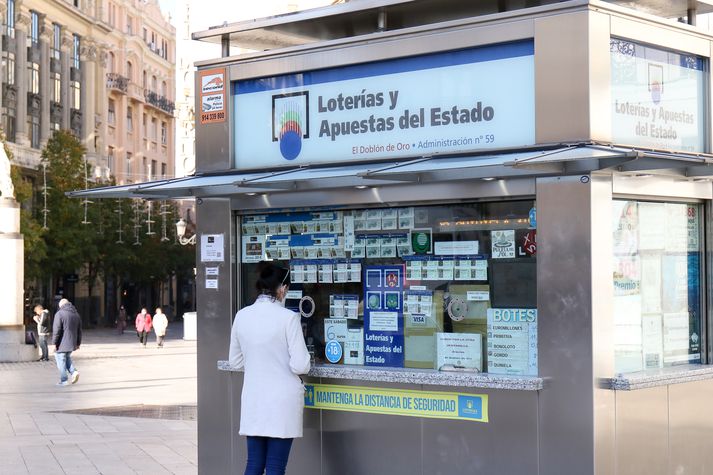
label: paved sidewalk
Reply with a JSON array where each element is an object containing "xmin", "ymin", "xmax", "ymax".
[{"xmin": 0, "ymin": 325, "xmax": 197, "ymax": 474}]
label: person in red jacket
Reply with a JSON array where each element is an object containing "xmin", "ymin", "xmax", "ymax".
[{"xmin": 135, "ymin": 308, "xmax": 153, "ymax": 347}]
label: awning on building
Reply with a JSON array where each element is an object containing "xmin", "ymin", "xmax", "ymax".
[
  {"xmin": 191, "ymin": 0, "xmax": 713, "ymax": 53},
  {"xmin": 67, "ymin": 144, "xmax": 713, "ymax": 200},
  {"xmin": 66, "ymin": 180, "xmax": 175, "ymax": 199}
]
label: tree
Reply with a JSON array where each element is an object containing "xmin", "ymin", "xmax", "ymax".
[
  {"xmin": 41, "ymin": 131, "xmax": 100, "ymax": 319},
  {"xmin": 5, "ymin": 137, "xmax": 47, "ymax": 291},
  {"xmin": 19, "ymin": 130, "xmax": 195, "ymax": 325}
]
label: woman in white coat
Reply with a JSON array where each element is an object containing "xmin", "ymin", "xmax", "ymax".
[
  {"xmin": 229, "ymin": 262, "xmax": 311, "ymax": 475},
  {"xmin": 152, "ymin": 307, "xmax": 168, "ymax": 347}
]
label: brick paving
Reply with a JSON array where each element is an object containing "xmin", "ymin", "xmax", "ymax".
[{"xmin": 0, "ymin": 326, "xmax": 197, "ymax": 474}]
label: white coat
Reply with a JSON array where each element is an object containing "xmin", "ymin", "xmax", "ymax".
[
  {"xmin": 153, "ymin": 313, "xmax": 168, "ymax": 336},
  {"xmin": 229, "ymin": 295, "xmax": 311, "ymax": 438}
]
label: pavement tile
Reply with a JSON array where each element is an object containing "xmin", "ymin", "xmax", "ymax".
[
  {"xmin": 102, "ymin": 417, "xmax": 141, "ymax": 432},
  {"xmin": 0, "ymin": 466, "xmax": 29, "ymax": 475},
  {"xmin": 0, "ymin": 434, "xmax": 57, "ymax": 448},
  {"xmin": 50, "ymin": 413, "xmax": 93, "ymax": 435},
  {"xmin": 140, "ymin": 443, "xmax": 192, "ymax": 467},
  {"xmin": 124, "ymin": 454, "xmax": 173, "ymax": 475},
  {"xmin": 0, "ymin": 446, "xmax": 27, "ymax": 472},
  {"xmin": 162, "ymin": 466, "xmax": 198, "ymax": 475},
  {"xmin": 87, "ymin": 457, "xmax": 138, "ymax": 475},
  {"xmin": 9, "ymin": 414, "xmax": 40, "ymax": 436},
  {"xmin": 159, "ymin": 419, "xmax": 191, "ymax": 431},
  {"xmin": 77, "ymin": 415, "xmax": 119, "ymax": 434},
  {"xmin": 1, "ymin": 328, "xmax": 197, "ymax": 475},
  {"xmin": 0, "ymin": 413, "xmax": 15, "ymax": 437},
  {"xmin": 165, "ymin": 440, "xmax": 198, "ymax": 465},
  {"xmin": 30, "ymin": 413, "xmax": 67, "ymax": 436},
  {"xmin": 75, "ymin": 442, "xmax": 114, "ymax": 456},
  {"xmin": 49, "ymin": 444, "xmax": 100, "ymax": 474},
  {"xmin": 20, "ymin": 445, "xmax": 64, "ymax": 475}
]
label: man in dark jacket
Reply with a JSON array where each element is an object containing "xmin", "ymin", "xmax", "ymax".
[
  {"xmin": 33, "ymin": 304, "xmax": 50, "ymax": 361},
  {"xmin": 53, "ymin": 298, "xmax": 82, "ymax": 386}
]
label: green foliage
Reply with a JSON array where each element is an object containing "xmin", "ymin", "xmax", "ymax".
[
  {"xmin": 5, "ymin": 137, "xmax": 47, "ymax": 283},
  {"xmin": 41, "ymin": 130, "xmax": 96, "ymax": 280},
  {"xmin": 34, "ymin": 131, "xmax": 194, "ymax": 309}
]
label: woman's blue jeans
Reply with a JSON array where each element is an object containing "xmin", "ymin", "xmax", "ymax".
[{"xmin": 244, "ymin": 436, "xmax": 293, "ymax": 475}]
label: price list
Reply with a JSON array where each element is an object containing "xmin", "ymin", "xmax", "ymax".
[{"xmin": 486, "ymin": 308, "xmax": 537, "ymax": 376}]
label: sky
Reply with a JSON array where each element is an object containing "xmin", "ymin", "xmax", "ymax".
[
  {"xmin": 158, "ymin": 0, "xmax": 334, "ymax": 29},
  {"xmin": 157, "ymin": 0, "xmax": 335, "ymax": 63}
]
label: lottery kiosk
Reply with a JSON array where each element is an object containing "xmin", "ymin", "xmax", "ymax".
[{"xmin": 71, "ymin": 1, "xmax": 713, "ymax": 473}]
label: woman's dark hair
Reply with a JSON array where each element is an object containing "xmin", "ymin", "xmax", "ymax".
[{"xmin": 255, "ymin": 261, "xmax": 290, "ymax": 298}]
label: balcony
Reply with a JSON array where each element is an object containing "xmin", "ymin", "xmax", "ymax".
[
  {"xmin": 50, "ymin": 102, "xmax": 63, "ymax": 123},
  {"xmin": 27, "ymin": 42, "xmax": 40, "ymax": 63},
  {"xmin": 2, "ymin": 30, "xmax": 15, "ymax": 52},
  {"xmin": 106, "ymin": 73, "xmax": 129, "ymax": 93},
  {"xmin": 144, "ymin": 89, "xmax": 174, "ymax": 115},
  {"xmin": 70, "ymin": 109, "xmax": 82, "ymax": 137},
  {"xmin": 146, "ymin": 42, "xmax": 168, "ymax": 60},
  {"xmin": 27, "ymin": 92, "xmax": 41, "ymax": 115},
  {"xmin": 2, "ymin": 83, "xmax": 17, "ymax": 107},
  {"xmin": 50, "ymin": 57, "xmax": 61, "ymax": 74}
]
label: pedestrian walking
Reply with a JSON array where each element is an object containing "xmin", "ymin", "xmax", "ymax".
[
  {"xmin": 229, "ymin": 262, "xmax": 311, "ymax": 475},
  {"xmin": 53, "ymin": 298, "xmax": 81, "ymax": 386},
  {"xmin": 33, "ymin": 304, "xmax": 50, "ymax": 361},
  {"xmin": 117, "ymin": 305, "xmax": 128, "ymax": 334},
  {"xmin": 135, "ymin": 308, "xmax": 153, "ymax": 347},
  {"xmin": 153, "ymin": 307, "xmax": 168, "ymax": 347}
]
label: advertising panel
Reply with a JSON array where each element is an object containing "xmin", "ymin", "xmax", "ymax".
[
  {"xmin": 610, "ymin": 39, "xmax": 706, "ymax": 152},
  {"xmin": 234, "ymin": 41, "xmax": 535, "ymax": 169},
  {"xmin": 486, "ymin": 308, "xmax": 537, "ymax": 376},
  {"xmin": 363, "ymin": 265, "xmax": 405, "ymax": 367},
  {"xmin": 199, "ymin": 68, "xmax": 227, "ymax": 124},
  {"xmin": 304, "ymin": 383, "xmax": 488, "ymax": 422}
]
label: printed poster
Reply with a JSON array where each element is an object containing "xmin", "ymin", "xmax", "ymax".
[
  {"xmin": 199, "ymin": 68, "xmax": 227, "ymax": 124},
  {"xmin": 364, "ymin": 265, "xmax": 405, "ymax": 367},
  {"xmin": 202, "ymin": 233, "xmax": 225, "ymax": 262},
  {"xmin": 491, "ymin": 230, "xmax": 515, "ymax": 259},
  {"xmin": 241, "ymin": 235, "xmax": 264, "ymax": 263},
  {"xmin": 486, "ymin": 308, "xmax": 537, "ymax": 376}
]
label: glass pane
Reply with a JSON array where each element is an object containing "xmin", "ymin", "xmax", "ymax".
[
  {"xmin": 239, "ymin": 200, "xmax": 538, "ymax": 375},
  {"xmin": 613, "ymin": 200, "xmax": 702, "ymax": 373}
]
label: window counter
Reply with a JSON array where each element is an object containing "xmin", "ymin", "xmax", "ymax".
[
  {"xmin": 217, "ymin": 360, "xmax": 543, "ymax": 391},
  {"xmin": 609, "ymin": 364, "xmax": 713, "ymax": 391}
]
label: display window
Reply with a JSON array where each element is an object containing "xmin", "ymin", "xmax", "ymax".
[
  {"xmin": 612, "ymin": 200, "xmax": 703, "ymax": 373},
  {"xmin": 239, "ymin": 200, "xmax": 538, "ymax": 376}
]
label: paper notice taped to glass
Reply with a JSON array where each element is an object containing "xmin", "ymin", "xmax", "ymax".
[{"xmin": 202, "ymin": 234, "xmax": 225, "ymax": 262}]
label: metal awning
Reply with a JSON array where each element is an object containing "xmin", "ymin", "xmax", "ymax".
[
  {"xmin": 66, "ymin": 180, "xmax": 176, "ymax": 199},
  {"xmin": 192, "ymin": 0, "xmax": 713, "ymax": 53},
  {"xmin": 67, "ymin": 144, "xmax": 713, "ymax": 200}
]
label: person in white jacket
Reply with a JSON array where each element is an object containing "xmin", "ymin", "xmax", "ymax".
[
  {"xmin": 229, "ymin": 262, "xmax": 310, "ymax": 475},
  {"xmin": 152, "ymin": 307, "xmax": 168, "ymax": 347}
]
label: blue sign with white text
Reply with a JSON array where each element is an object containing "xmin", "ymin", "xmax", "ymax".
[
  {"xmin": 363, "ymin": 265, "xmax": 405, "ymax": 367},
  {"xmin": 325, "ymin": 340, "xmax": 343, "ymax": 364}
]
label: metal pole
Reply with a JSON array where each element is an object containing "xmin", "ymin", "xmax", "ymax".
[
  {"xmin": 377, "ymin": 8, "xmax": 386, "ymax": 32},
  {"xmin": 688, "ymin": 6, "xmax": 697, "ymax": 25},
  {"xmin": 221, "ymin": 34, "xmax": 230, "ymax": 57}
]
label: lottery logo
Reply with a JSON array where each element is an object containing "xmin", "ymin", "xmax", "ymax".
[
  {"xmin": 272, "ymin": 92, "xmax": 309, "ymax": 161},
  {"xmin": 385, "ymin": 271, "xmax": 400, "ymax": 288}
]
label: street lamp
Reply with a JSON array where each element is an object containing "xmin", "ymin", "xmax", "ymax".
[{"xmin": 175, "ymin": 218, "xmax": 196, "ymax": 245}]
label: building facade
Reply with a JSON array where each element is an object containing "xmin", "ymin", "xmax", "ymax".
[{"xmin": 0, "ymin": 0, "xmax": 175, "ymax": 184}]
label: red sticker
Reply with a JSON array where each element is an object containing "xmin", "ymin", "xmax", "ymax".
[{"xmin": 523, "ymin": 230, "xmax": 537, "ymax": 256}]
